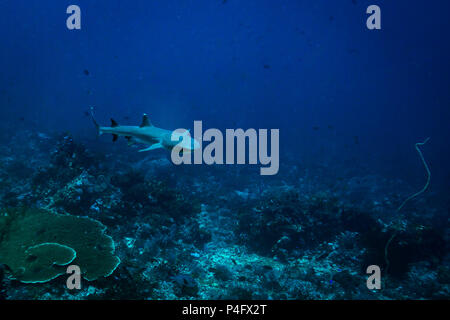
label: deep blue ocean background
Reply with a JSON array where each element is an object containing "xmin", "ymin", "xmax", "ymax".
[
  {"xmin": 0, "ymin": 0, "xmax": 449, "ymax": 189},
  {"xmin": 0, "ymin": 0, "xmax": 449, "ymax": 300}
]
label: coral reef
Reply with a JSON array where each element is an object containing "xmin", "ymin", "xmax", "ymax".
[
  {"xmin": 0, "ymin": 207, "xmax": 120, "ymax": 283},
  {"xmin": 0, "ymin": 130, "xmax": 447, "ymax": 300}
]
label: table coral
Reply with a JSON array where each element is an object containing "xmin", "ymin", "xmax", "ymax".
[{"xmin": 0, "ymin": 207, "xmax": 120, "ymax": 283}]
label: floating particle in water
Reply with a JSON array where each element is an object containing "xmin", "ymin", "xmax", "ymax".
[{"xmin": 84, "ymin": 69, "xmax": 90, "ymax": 76}]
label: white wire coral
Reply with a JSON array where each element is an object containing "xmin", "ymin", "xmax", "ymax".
[{"xmin": 396, "ymin": 137, "xmax": 431, "ymax": 212}]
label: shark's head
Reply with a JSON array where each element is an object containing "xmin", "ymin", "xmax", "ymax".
[
  {"xmin": 191, "ymin": 137, "xmax": 201, "ymax": 150},
  {"xmin": 178, "ymin": 132, "xmax": 201, "ymax": 152},
  {"xmin": 169, "ymin": 129, "xmax": 200, "ymax": 152}
]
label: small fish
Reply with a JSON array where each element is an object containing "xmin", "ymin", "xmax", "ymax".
[
  {"xmin": 329, "ymin": 16, "xmax": 334, "ymax": 22},
  {"xmin": 353, "ymin": 136, "xmax": 359, "ymax": 145},
  {"xmin": 313, "ymin": 126, "xmax": 320, "ymax": 131},
  {"xmin": 327, "ymin": 125, "xmax": 334, "ymax": 130},
  {"xmin": 37, "ymin": 132, "xmax": 50, "ymax": 140},
  {"xmin": 83, "ymin": 69, "xmax": 90, "ymax": 76},
  {"xmin": 263, "ymin": 64, "xmax": 271, "ymax": 69}
]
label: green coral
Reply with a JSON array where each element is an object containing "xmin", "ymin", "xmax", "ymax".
[
  {"xmin": 21, "ymin": 243, "xmax": 77, "ymax": 283},
  {"xmin": 0, "ymin": 207, "xmax": 120, "ymax": 283}
]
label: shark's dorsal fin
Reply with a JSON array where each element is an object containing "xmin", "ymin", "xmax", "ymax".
[
  {"xmin": 140, "ymin": 114, "xmax": 152, "ymax": 127},
  {"xmin": 111, "ymin": 118, "xmax": 119, "ymax": 127}
]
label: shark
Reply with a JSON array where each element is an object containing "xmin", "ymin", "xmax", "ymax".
[{"xmin": 90, "ymin": 107, "xmax": 200, "ymax": 153}]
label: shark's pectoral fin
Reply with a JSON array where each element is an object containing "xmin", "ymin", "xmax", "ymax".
[
  {"xmin": 112, "ymin": 134, "xmax": 118, "ymax": 142},
  {"xmin": 138, "ymin": 143, "xmax": 163, "ymax": 152},
  {"xmin": 125, "ymin": 136, "xmax": 135, "ymax": 146}
]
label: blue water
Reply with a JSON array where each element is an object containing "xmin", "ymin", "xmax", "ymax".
[
  {"xmin": 0, "ymin": 0, "xmax": 448, "ymax": 300},
  {"xmin": 1, "ymin": 0, "xmax": 449, "ymax": 187}
]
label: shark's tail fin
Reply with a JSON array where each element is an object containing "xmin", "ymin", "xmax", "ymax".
[{"xmin": 90, "ymin": 107, "xmax": 102, "ymax": 136}]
